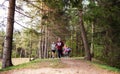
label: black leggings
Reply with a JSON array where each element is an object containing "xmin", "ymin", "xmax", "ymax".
[
  {"xmin": 57, "ymin": 49, "xmax": 63, "ymax": 58},
  {"xmin": 52, "ymin": 50, "xmax": 56, "ymax": 53}
]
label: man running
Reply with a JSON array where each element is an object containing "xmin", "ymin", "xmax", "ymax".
[{"xmin": 56, "ymin": 38, "xmax": 64, "ymax": 58}]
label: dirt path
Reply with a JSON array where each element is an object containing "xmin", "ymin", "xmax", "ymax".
[{"xmin": 0, "ymin": 58, "xmax": 119, "ymax": 74}]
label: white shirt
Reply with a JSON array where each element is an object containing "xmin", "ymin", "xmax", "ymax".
[{"xmin": 51, "ymin": 43, "xmax": 56, "ymax": 50}]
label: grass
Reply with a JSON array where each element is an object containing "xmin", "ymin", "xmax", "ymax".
[
  {"xmin": 71, "ymin": 57, "xmax": 84, "ymax": 60},
  {"xmin": 0, "ymin": 58, "xmax": 67, "ymax": 72},
  {"xmin": 0, "ymin": 62, "xmax": 1, "ymax": 68},
  {"xmin": 0, "ymin": 57, "xmax": 120, "ymax": 73},
  {"xmin": 91, "ymin": 59, "xmax": 120, "ymax": 72},
  {"xmin": 72, "ymin": 57, "xmax": 120, "ymax": 72},
  {"xmin": 93, "ymin": 63, "xmax": 120, "ymax": 72}
]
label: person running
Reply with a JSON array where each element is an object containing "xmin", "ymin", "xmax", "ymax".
[
  {"xmin": 55, "ymin": 38, "xmax": 64, "ymax": 58},
  {"xmin": 63, "ymin": 45, "xmax": 71, "ymax": 57},
  {"xmin": 51, "ymin": 42, "xmax": 56, "ymax": 58},
  {"xmin": 67, "ymin": 47, "xmax": 71, "ymax": 57}
]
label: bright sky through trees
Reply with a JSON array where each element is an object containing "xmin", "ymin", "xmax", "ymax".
[
  {"xmin": 0, "ymin": 0, "xmax": 89, "ymax": 31},
  {"xmin": 0, "ymin": 0, "xmax": 23, "ymax": 31}
]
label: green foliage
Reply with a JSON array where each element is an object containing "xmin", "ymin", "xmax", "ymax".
[
  {"xmin": 0, "ymin": 31, "xmax": 4, "ymax": 58},
  {"xmin": 12, "ymin": 28, "xmax": 40, "ymax": 58},
  {"xmin": 65, "ymin": 39, "xmax": 77, "ymax": 56},
  {"xmin": 70, "ymin": 0, "xmax": 82, "ymax": 8},
  {"xmin": 93, "ymin": 44, "xmax": 104, "ymax": 59},
  {"xmin": 44, "ymin": 0, "xmax": 64, "ymax": 10},
  {"xmin": 83, "ymin": 0, "xmax": 120, "ymax": 68}
]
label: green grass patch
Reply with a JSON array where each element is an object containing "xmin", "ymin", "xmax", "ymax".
[
  {"xmin": 92, "ymin": 59, "xmax": 120, "ymax": 72},
  {"xmin": 0, "ymin": 62, "xmax": 1, "ymax": 68},
  {"xmin": 71, "ymin": 57, "xmax": 84, "ymax": 60},
  {"xmin": 72, "ymin": 57, "xmax": 120, "ymax": 72},
  {"xmin": 0, "ymin": 58, "xmax": 67, "ymax": 72},
  {"xmin": 93, "ymin": 63, "xmax": 120, "ymax": 72}
]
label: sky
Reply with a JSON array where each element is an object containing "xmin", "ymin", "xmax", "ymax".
[{"xmin": 0, "ymin": 0, "xmax": 23, "ymax": 31}]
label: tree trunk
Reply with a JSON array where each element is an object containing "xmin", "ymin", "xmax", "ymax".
[
  {"xmin": 76, "ymin": 31, "xmax": 79, "ymax": 56},
  {"xmin": 38, "ymin": 36, "xmax": 42, "ymax": 58},
  {"xmin": 44, "ymin": 26, "xmax": 47, "ymax": 58},
  {"xmin": 46, "ymin": 26, "xmax": 49, "ymax": 58},
  {"xmin": 46, "ymin": 29, "xmax": 49, "ymax": 58},
  {"xmin": 2, "ymin": 0, "xmax": 16, "ymax": 68},
  {"xmin": 29, "ymin": 35, "xmax": 32, "ymax": 61},
  {"xmin": 70, "ymin": 30, "xmax": 73, "ymax": 56},
  {"xmin": 41, "ymin": 26, "xmax": 44, "ymax": 58},
  {"xmin": 42, "ymin": 26, "xmax": 45, "ymax": 58},
  {"xmin": 79, "ymin": 10, "xmax": 91, "ymax": 61},
  {"xmin": 38, "ymin": 26, "xmax": 43, "ymax": 58},
  {"xmin": 90, "ymin": 22, "xmax": 95, "ymax": 57}
]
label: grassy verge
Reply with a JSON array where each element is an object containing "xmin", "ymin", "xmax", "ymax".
[
  {"xmin": 0, "ymin": 58, "xmax": 67, "ymax": 72},
  {"xmin": 93, "ymin": 63, "xmax": 120, "ymax": 72},
  {"xmin": 0, "ymin": 57, "xmax": 120, "ymax": 73},
  {"xmin": 92, "ymin": 59, "xmax": 120, "ymax": 72},
  {"xmin": 0, "ymin": 62, "xmax": 1, "ymax": 68},
  {"xmin": 72, "ymin": 57, "xmax": 120, "ymax": 72}
]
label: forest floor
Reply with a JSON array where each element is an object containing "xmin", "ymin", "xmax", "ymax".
[{"xmin": 0, "ymin": 58, "xmax": 119, "ymax": 74}]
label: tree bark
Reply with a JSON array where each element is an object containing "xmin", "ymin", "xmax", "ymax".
[
  {"xmin": 44, "ymin": 26, "xmax": 47, "ymax": 58},
  {"xmin": 41, "ymin": 26, "xmax": 44, "ymax": 58},
  {"xmin": 2, "ymin": 0, "xmax": 16, "ymax": 68},
  {"xmin": 28, "ymin": 26, "xmax": 32, "ymax": 61},
  {"xmin": 79, "ymin": 10, "xmax": 91, "ymax": 61},
  {"xmin": 46, "ymin": 29, "xmax": 49, "ymax": 58},
  {"xmin": 90, "ymin": 22, "xmax": 95, "ymax": 57},
  {"xmin": 38, "ymin": 26, "xmax": 43, "ymax": 59},
  {"xmin": 76, "ymin": 31, "xmax": 79, "ymax": 56},
  {"xmin": 42, "ymin": 26, "xmax": 45, "ymax": 58},
  {"xmin": 38, "ymin": 36, "xmax": 42, "ymax": 58},
  {"xmin": 70, "ymin": 30, "xmax": 73, "ymax": 56}
]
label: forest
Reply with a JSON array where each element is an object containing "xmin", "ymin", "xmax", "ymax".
[{"xmin": 0, "ymin": 0, "xmax": 120, "ymax": 71}]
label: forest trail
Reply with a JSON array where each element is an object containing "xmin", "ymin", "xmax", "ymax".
[{"xmin": 0, "ymin": 58, "xmax": 119, "ymax": 74}]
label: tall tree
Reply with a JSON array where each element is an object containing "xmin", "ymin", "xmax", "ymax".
[
  {"xmin": 72, "ymin": 0, "xmax": 91, "ymax": 61},
  {"xmin": 2, "ymin": 0, "xmax": 16, "ymax": 68},
  {"xmin": 79, "ymin": 10, "xmax": 91, "ymax": 61}
]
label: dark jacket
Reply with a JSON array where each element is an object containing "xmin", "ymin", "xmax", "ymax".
[{"xmin": 56, "ymin": 41, "xmax": 64, "ymax": 50}]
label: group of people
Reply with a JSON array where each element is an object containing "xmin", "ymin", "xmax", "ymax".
[{"xmin": 51, "ymin": 38, "xmax": 71, "ymax": 58}]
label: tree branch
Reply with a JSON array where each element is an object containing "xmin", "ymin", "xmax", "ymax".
[
  {"xmin": 14, "ymin": 21, "xmax": 30, "ymax": 29},
  {"xmin": 25, "ymin": 0, "xmax": 53, "ymax": 12},
  {"xmin": 15, "ymin": 9, "xmax": 32, "ymax": 18}
]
